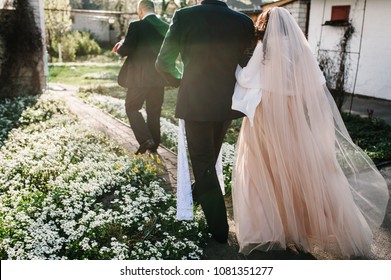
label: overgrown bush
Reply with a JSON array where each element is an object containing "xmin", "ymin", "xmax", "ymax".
[
  {"xmin": 50, "ymin": 31, "xmax": 101, "ymax": 62},
  {"xmin": 56, "ymin": 34, "xmax": 78, "ymax": 62},
  {"xmin": 75, "ymin": 31, "xmax": 101, "ymax": 56}
]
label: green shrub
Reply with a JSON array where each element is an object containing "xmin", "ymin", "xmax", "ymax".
[
  {"xmin": 74, "ymin": 31, "xmax": 101, "ymax": 56},
  {"xmin": 342, "ymin": 113, "xmax": 391, "ymax": 164},
  {"xmin": 60, "ymin": 34, "xmax": 78, "ymax": 62},
  {"xmin": 51, "ymin": 31, "xmax": 101, "ymax": 62}
]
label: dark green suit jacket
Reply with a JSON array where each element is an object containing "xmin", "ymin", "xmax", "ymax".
[
  {"xmin": 156, "ymin": 0, "xmax": 255, "ymax": 121},
  {"xmin": 118, "ymin": 14, "xmax": 169, "ymax": 88}
]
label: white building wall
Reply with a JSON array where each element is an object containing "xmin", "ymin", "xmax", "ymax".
[
  {"xmin": 355, "ymin": 1, "xmax": 391, "ymax": 100},
  {"xmin": 308, "ymin": 0, "xmax": 391, "ymax": 100},
  {"xmin": 72, "ymin": 12, "xmax": 111, "ymax": 43},
  {"xmin": 71, "ymin": 11, "xmax": 126, "ymax": 44},
  {"xmin": 71, "ymin": 10, "xmax": 138, "ymax": 44}
]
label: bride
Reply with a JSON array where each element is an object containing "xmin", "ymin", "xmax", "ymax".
[{"xmin": 232, "ymin": 7, "xmax": 389, "ymax": 258}]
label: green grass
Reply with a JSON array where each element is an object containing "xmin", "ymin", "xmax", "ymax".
[
  {"xmin": 48, "ymin": 65, "xmax": 121, "ymax": 86},
  {"xmin": 75, "ymin": 50, "xmax": 121, "ymax": 63}
]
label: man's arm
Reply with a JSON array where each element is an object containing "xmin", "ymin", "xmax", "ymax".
[
  {"xmin": 155, "ymin": 11, "xmax": 182, "ymax": 86},
  {"xmin": 239, "ymin": 21, "xmax": 256, "ymax": 67},
  {"xmin": 117, "ymin": 22, "xmax": 139, "ymax": 57}
]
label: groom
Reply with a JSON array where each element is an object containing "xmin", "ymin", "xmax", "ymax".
[
  {"xmin": 114, "ymin": 0, "xmax": 169, "ymax": 154},
  {"xmin": 156, "ymin": 0, "xmax": 254, "ymax": 243}
]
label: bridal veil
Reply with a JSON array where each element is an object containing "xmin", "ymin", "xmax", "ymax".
[{"xmin": 232, "ymin": 7, "xmax": 389, "ymax": 257}]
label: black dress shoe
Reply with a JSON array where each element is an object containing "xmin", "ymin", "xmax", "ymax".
[
  {"xmin": 135, "ymin": 139, "xmax": 156, "ymax": 154},
  {"xmin": 212, "ymin": 233, "xmax": 228, "ymax": 244},
  {"xmin": 149, "ymin": 144, "xmax": 159, "ymax": 154}
]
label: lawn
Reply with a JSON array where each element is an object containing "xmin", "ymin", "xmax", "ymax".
[{"xmin": 48, "ymin": 64, "xmax": 121, "ymax": 87}]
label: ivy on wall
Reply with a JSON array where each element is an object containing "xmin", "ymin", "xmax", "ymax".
[
  {"xmin": 0, "ymin": 0, "xmax": 43, "ymax": 98},
  {"xmin": 318, "ymin": 23, "xmax": 355, "ymax": 112}
]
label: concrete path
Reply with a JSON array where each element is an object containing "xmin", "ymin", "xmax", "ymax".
[
  {"xmin": 48, "ymin": 83, "xmax": 391, "ymax": 260},
  {"xmin": 342, "ymin": 94, "xmax": 391, "ymax": 125}
]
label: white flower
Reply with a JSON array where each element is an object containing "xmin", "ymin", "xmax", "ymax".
[{"xmin": 0, "ymin": 93, "xmax": 207, "ymax": 260}]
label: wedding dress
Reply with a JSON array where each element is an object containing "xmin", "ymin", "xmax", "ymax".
[{"xmin": 232, "ymin": 7, "xmax": 389, "ymax": 258}]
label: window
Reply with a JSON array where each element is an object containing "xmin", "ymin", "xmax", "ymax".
[
  {"xmin": 331, "ymin": 5, "xmax": 350, "ymax": 21},
  {"xmin": 324, "ymin": 5, "xmax": 350, "ymax": 26}
]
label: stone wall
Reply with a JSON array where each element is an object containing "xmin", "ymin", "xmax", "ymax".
[
  {"xmin": 282, "ymin": 0, "xmax": 310, "ymax": 35},
  {"xmin": 0, "ymin": 0, "xmax": 46, "ymax": 98},
  {"xmin": 29, "ymin": 0, "xmax": 46, "ymax": 87}
]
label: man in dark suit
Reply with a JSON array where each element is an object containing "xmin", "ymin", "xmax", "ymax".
[
  {"xmin": 156, "ymin": 0, "xmax": 254, "ymax": 243},
  {"xmin": 114, "ymin": 0, "xmax": 169, "ymax": 154}
]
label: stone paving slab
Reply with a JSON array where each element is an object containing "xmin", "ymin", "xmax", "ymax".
[{"xmin": 48, "ymin": 83, "xmax": 391, "ymax": 260}]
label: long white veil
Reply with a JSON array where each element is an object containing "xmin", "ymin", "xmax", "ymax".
[
  {"xmin": 232, "ymin": 7, "xmax": 389, "ymax": 257},
  {"xmin": 261, "ymin": 7, "xmax": 388, "ymax": 234}
]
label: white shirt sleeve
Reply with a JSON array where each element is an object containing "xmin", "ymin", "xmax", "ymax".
[{"xmin": 232, "ymin": 42, "xmax": 263, "ymax": 126}]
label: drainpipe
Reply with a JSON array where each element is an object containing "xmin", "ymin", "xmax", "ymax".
[{"xmin": 349, "ymin": 0, "xmax": 367, "ymax": 113}]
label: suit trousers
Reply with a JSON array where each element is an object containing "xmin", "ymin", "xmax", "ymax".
[
  {"xmin": 185, "ymin": 120, "xmax": 232, "ymax": 242},
  {"xmin": 125, "ymin": 87, "xmax": 164, "ymax": 147}
]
